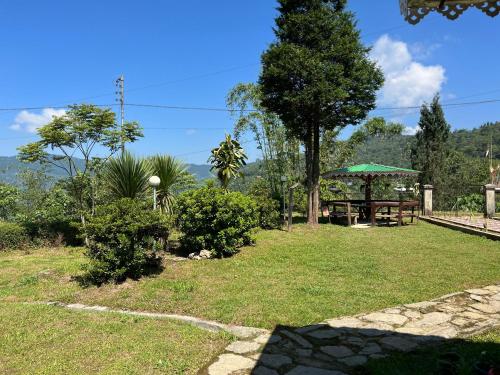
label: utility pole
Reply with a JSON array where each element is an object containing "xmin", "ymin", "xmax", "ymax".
[{"xmin": 115, "ymin": 75, "xmax": 125, "ymax": 153}]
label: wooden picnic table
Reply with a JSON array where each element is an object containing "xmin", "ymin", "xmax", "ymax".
[
  {"xmin": 369, "ymin": 200, "xmax": 420, "ymax": 226},
  {"xmin": 324, "ymin": 200, "xmax": 420, "ymax": 227}
]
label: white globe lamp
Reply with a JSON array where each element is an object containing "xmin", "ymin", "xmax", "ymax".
[{"xmin": 149, "ymin": 176, "xmax": 161, "ymax": 210}]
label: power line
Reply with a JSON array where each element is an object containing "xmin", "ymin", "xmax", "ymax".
[
  {"xmin": 0, "ymin": 104, "xmax": 118, "ymax": 112},
  {"xmin": 126, "ymin": 64, "xmax": 259, "ymax": 94},
  {"xmin": 1, "ymin": 96, "xmax": 500, "ymax": 115},
  {"xmin": 125, "ymin": 103, "xmax": 251, "ymax": 113},
  {"xmin": 372, "ymin": 98, "xmax": 500, "ymax": 111},
  {"xmin": 173, "ymin": 139, "xmax": 253, "ymax": 158}
]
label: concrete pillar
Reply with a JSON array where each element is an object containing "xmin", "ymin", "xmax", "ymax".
[
  {"xmin": 484, "ymin": 184, "xmax": 496, "ymax": 219},
  {"xmin": 423, "ymin": 185, "xmax": 433, "ymax": 216}
]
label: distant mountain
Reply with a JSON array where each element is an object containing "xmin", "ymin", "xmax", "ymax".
[
  {"xmin": 353, "ymin": 121, "xmax": 500, "ymax": 167},
  {"xmin": 0, "ymin": 156, "xmax": 213, "ymax": 185}
]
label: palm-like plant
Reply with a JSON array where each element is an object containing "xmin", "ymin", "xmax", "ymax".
[
  {"xmin": 103, "ymin": 151, "xmax": 150, "ymax": 199},
  {"xmin": 208, "ymin": 134, "xmax": 247, "ymax": 191},
  {"xmin": 149, "ymin": 155, "xmax": 194, "ymax": 214}
]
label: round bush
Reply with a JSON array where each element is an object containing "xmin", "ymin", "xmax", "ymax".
[
  {"xmin": 248, "ymin": 179, "xmax": 281, "ymax": 229},
  {"xmin": 176, "ymin": 184, "xmax": 258, "ymax": 257},
  {"xmin": 0, "ymin": 222, "xmax": 28, "ymax": 250},
  {"xmin": 82, "ymin": 198, "xmax": 170, "ymax": 284}
]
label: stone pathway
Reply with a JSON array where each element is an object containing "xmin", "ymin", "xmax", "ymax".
[
  {"xmin": 37, "ymin": 301, "xmax": 266, "ymax": 340},
  {"xmin": 203, "ymin": 285, "xmax": 500, "ymax": 375}
]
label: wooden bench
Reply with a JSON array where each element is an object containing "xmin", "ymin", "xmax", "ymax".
[
  {"xmin": 370, "ymin": 200, "xmax": 420, "ymax": 226},
  {"xmin": 322, "ymin": 202, "xmax": 359, "ymax": 226}
]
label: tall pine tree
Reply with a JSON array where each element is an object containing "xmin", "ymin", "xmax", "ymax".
[
  {"xmin": 411, "ymin": 94, "xmax": 451, "ymax": 206},
  {"xmin": 259, "ymin": 0, "xmax": 383, "ymax": 225}
]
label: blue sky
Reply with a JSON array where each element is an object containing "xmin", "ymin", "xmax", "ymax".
[{"xmin": 1, "ymin": 1, "xmax": 499, "ymax": 164}]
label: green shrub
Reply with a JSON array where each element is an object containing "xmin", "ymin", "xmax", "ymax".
[
  {"xmin": 82, "ymin": 198, "xmax": 170, "ymax": 285},
  {"xmin": 176, "ymin": 184, "xmax": 258, "ymax": 257},
  {"xmin": 455, "ymin": 194, "xmax": 484, "ymax": 213},
  {"xmin": 248, "ymin": 179, "xmax": 281, "ymax": 229},
  {"xmin": 15, "ymin": 181, "xmax": 81, "ymax": 246},
  {"xmin": 0, "ymin": 222, "xmax": 28, "ymax": 250}
]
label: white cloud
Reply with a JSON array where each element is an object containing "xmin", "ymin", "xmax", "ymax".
[
  {"xmin": 10, "ymin": 108, "xmax": 66, "ymax": 133},
  {"xmin": 185, "ymin": 129, "xmax": 197, "ymax": 136},
  {"xmin": 403, "ymin": 126, "xmax": 419, "ymax": 136},
  {"xmin": 371, "ymin": 35, "xmax": 446, "ymax": 108}
]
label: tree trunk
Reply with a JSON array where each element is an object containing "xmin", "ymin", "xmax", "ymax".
[
  {"xmin": 305, "ymin": 123, "xmax": 320, "ymax": 226},
  {"xmin": 305, "ymin": 125, "xmax": 315, "ymax": 225},
  {"xmin": 311, "ymin": 122, "xmax": 320, "ymax": 225}
]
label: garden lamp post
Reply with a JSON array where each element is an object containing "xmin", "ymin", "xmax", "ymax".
[
  {"xmin": 148, "ymin": 175, "xmax": 161, "ymax": 253},
  {"xmin": 149, "ymin": 176, "xmax": 161, "ymax": 210},
  {"xmin": 280, "ymin": 175, "xmax": 287, "ymax": 223}
]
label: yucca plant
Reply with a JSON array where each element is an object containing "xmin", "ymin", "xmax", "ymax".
[
  {"xmin": 208, "ymin": 134, "xmax": 247, "ymax": 191},
  {"xmin": 103, "ymin": 151, "xmax": 150, "ymax": 200},
  {"xmin": 149, "ymin": 155, "xmax": 194, "ymax": 214}
]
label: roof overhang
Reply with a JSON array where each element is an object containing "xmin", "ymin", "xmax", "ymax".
[
  {"xmin": 401, "ymin": 0, "xmax": 500, "ymax": 24},
  {"xmin": 323, "ymin": 171, "xmax": 419, "ymax": 179}
]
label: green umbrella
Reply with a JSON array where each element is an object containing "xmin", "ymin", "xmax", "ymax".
[{"xmin": 323, "ymin": 163, "xmax": 419, "ymax": 201}]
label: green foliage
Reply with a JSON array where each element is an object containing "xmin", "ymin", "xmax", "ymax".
[
  {"xmin": 321, "ymin": 117, "xmax": 403, "ymax": 171},
  {"xmin": 17, "ymin": 104, "xmax": 143, "ymax": 226},
  {"xmin": 0, "ymin": 183, "xmax": 19, "ymax": 221},
  {"xmin": 319, "ymin": 178, "xmax": 348, "ymax": 202},
  {"xmin": 227, "ymin": 82, "xmax": 302, "ymax": 195},
  {"xmin": 248, "ymin": 179, "xmax": 281, "ymax": 229},
  {"xmin": 259, "ymin": 0, "xmax": 383, "ymax": 223},
  {"xmin": 14, "ymin": 169, "xmax": 79, "ymax": 245},
  {"xmin": 82, "ymin": 198, "xmax": 170, "ymax": 284},
  {"xmin": 149, "ymin": 155, "xmax": 195, "ymax": 214},
  {"xmin": 0, "ymin": 222, "xmax": 28, "ymax": 250},
  {"xmin": 209, "ymin": 134, "xmax": 248, "ymax": 191},
  {"xmin": 176, "ymin": 184, "xmax": 258, "ymax": 257},
  {"xmin": 411, "ymin": 95, "xmax": 451, "ymax": 186},
  {"xmin": 103, "ymin": 151, "xmax": 150, "ymax": 200},
  {"xmin": 438, "ymin": 151, "xmax": 490, "ymax": 210},
  {"xmin": 455, "ymin": 194, "xmax": 484, "ymax": 214}
]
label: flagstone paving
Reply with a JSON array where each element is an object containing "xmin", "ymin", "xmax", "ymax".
[{"xmin": 203, "ymin": 284, "xmax": 500, "ymax": 375}]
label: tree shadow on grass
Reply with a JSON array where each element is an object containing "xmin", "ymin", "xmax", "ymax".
[
  {"xmin": 247, "ymin": 324, "xmax": 500, "ymax": 375},
  {"xmin": 72, "ymin": 255, "xmax": 165, "ymax": 288}
]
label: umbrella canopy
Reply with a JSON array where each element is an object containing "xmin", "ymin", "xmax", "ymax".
[
  {"xmin": 323, "ymin": 163, "xmax": 420, "ymax": 202},
  {"xmin": 323, "ymin": 163, "xmax": 419, "ymax": 179}
]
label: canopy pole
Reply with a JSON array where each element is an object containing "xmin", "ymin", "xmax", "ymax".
[{"xmin": 365, "ymin": 176, "xmax": 373, "ymax": 202}]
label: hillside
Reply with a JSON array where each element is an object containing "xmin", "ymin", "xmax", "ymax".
[
  {"xmin": 353, "ymin": 121, "xmax": 500, "ymax": 167},
  {"xmin": 0, "ymin": 156, "xmax": 213, "ymax": 185}
]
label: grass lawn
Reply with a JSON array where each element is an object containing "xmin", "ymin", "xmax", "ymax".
[
  {"xmin": 363, "ymin": 328, "xmax": 500, "ymax": 374},
  {"xmin": 0, "ymin": 302, "xmax": 231, "ymax": 375},
  {"xmin": 0, "ymin": 222, "xmax": 499, "ymax": 329}
]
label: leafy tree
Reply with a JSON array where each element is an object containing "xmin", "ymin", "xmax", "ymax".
[
  {"xmin": 0, "ymin": 183, "xmax": 19, "ymax": 221},
  {"xmin": 149, "ymin": 155, "xmax": 195, "ymax": 215},
  {"xmin": 103, "ymin": 151, "xmax": 150, "ymax": 200},
  {"xmin": 321, "ymin": 117, "xmax": 404, "ymax": 171},
  {"xmin": 227, "ymin": 83, "xmax": 302, "ymax": 195},
  {"xmin": 14, "ymin": 169, "xmax": 79, "ymax": 244},
  {"xmin": 208, "ymin": 134, "xmax": 248, "ymax": 191},
  {"xmin": 411, "ymin": 94, "xmax": 451, "ymax": 207},
  {"xmin": 259, "ymin": 0, "xmax": 383, "ymax": 224},
  {"xmin": 17, "ymin": 104, "xmax": 143, "ymax": 228},
  {"xmin": 248, "ymin": 178, "xmax": 281, "ymax": 229}
]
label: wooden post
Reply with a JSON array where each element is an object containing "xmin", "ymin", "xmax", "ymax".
[
  {"xmin": 288, "ymin": 183, "xmax": 300, "ymax": 232},
  {"xmin": 398, "ymin": 202, "xmax": 403, "ymax": 227},
  {"xmin": 347, "ymin": 202, "xmax": 352, "ymax": 227}
]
